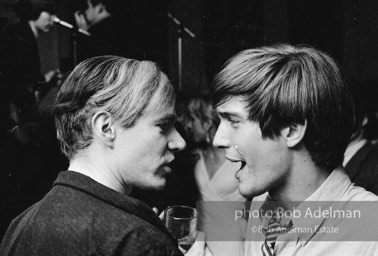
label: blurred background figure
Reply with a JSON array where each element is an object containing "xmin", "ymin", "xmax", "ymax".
[
  {"xmin": 178, "ymin": 96, "xmax": 243, "ymax": 202},
  {"xmin": 178, "ymin": 96, "xmax": 246, "ymax": 256},
  {"xmin": 71, "ymin": 0, "xmax": 168, "ymax": 68},
  {"xmin": 0, "ymin": 0, "xmax": 65, "ymax": 238},
  {"xmin": 0, "ymin": 0, "xmax": 59, "ymax": 144},
  {"xmin": 343, "ymin": 79, "xmax": 378, "ymax": 195},
  {"xmin": 74, "ymin": 0, "xmax": 120, "ymax": 62}
]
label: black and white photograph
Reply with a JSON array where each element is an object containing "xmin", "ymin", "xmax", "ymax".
[{"xmin": 0, "ymin": 0, "xmax": 378, "ymax": 255}]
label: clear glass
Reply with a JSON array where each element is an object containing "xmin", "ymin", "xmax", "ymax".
[{"xmin": 165, "ymin": 205, "xmax": 198, "ymax": 251}]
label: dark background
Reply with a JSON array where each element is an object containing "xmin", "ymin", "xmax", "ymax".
[{"xmin": 1, "ymin": 0, "xmax": 377, "ymax": 99}]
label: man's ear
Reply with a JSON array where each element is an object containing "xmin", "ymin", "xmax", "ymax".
[
  {"xmin": 282, "ymin": 121, "xmax": 307, "ymax": 148},
  {"xmin": 92, "ymin": 111, "xmax": 115, "ymax": 147}
]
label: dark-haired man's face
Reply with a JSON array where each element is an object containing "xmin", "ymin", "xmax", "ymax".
[
  {"xmin": 34, "ymin": 11, "xmax": 55, "ymax": 33},
  {"xmin": 213, "ymin": 96, "xmax": 291, "ymax": 199},
  {"xmin": 84, "ymin": 0, "xmax": 102, "ymax": 26}
]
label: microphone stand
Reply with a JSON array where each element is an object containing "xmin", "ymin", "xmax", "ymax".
[
  {"xmin": 72, "ymin": 29, "xmax": 78, "ymax": 66},
  {"xmin": 167, "ymin": 13, "xmax": 195, "ymax": 91},
  {"xmin": 53, "ymin": 17, "xmax": 91, "ymax": 66}
]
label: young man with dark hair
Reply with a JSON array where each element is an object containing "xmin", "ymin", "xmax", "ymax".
[{"xmin": 212, "ymin": 44, "xmax": 378, "ymax": 255}]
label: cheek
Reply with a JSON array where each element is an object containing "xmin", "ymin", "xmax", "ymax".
[
  {"xmin": 243, "ymin": 140, "xmax": 282, "ymax": 167},
  {"xmin": 143, "ymin": 135, "xmax": 169, "ymax": 154}
]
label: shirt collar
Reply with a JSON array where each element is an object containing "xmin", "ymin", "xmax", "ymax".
[
  {"xmin": 294, "ymin": 167, "xmax": 352, "ymax": 245},
  {"xmin": 258, "ymin": 167, "xmax": 352, "ymax": 245}
]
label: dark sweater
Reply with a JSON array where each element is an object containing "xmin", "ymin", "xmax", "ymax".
[
  {"xmin": 345, "ymin": 142, "xmax": 378, "ymax": 195},
  {"xmin": 0, "ymin": 171, "xmax": 182, "ymax": 256}
]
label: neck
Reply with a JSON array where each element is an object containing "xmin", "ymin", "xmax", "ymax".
[
  {"xmin": 28, "ymin": 21, "xmax": 39, "ymax": 38},
  {"xmin": 69, "ymin": 151, "xmax": 132, "ymax": 195},
  {"xmin": 91, "ymin": 12, "xmax": 111, "ymax": 27},
  {"xmin": 269, "ymin": 152, "xmax": 330, "ymax": 206}
]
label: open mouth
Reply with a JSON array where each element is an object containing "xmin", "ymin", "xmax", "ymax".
[
  {"xmin": 158, "ymin": 165, "xmax": 172, "ymax": 177},
  {"xmin": 226, "ymin": 158, "xmax": 247, "ymax": 180},
  {"xmin": 239, "ymin": 161, "xmax": 246, "ymax": 170},
  {"xmin": 226, "ymin": 156, "xmax": 246, "ymax": 170}
]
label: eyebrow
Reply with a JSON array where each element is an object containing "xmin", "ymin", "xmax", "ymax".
[
  {"xmin": 217, "ymin": 111, "xmax": 244, "ymax": 120},
  {"xmin": 155, "ymin": 113, "xmax": 177, "ymax": 123}
]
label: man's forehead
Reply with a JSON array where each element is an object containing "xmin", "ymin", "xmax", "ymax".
[
  {"xmin": 143, "ymin": 99, "xmax": 176, "ymax": 120},
  {"xmin": 216, "ymin": 96, "xmax": 248, "ymax": 116}
]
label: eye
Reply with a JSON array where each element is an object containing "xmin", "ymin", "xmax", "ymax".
[
  {"xmin": 227, "ymin": 118, "xmax": 240, "ymax": 127},
  {"xmin": 157, "ymin": 122, "xmax": 173, "ymax": 134}
]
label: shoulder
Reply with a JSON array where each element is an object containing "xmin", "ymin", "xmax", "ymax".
[
  {"xmin": 352, "ymin": 142, "xmax": 378, "ymax": 163},
  {"xmin": 89, "ymin": 17, "xmax": 116, "ymax": 37},
  {"xmin": 343, "ymin": 183, "xmax": 378, "ymax": 201},
  {"xmin": 364, "ymin": 143, "xmax": 378, "ymax": 164},
  {"xmin": 113, "ymin": 225, "xmax": 181, "ymax": 256},
  {"xmin": 2, "ymin": 187, "xmax": 181, "ymax": 255}
]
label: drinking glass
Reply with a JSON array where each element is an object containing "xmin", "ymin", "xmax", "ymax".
[{"xmin": 165, "ymin": 205, "xmax": 198, "ymax": 251}]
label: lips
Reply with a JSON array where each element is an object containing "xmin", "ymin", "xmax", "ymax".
[
  {"xmin": 159, "ymin": 158, "xmax": 175, "ymax": 175},
  {"xmin": 161, "ymin": 165, "xmax": 172, "ymax": 175},
  {"xmin": 225, "ymin": 155, "xmax": 246, "ymax": 179},
  {"xmin": 225, "ymin": 155, "xmax": 245, "ymax": 166},
  {"xmin": 157, "ymin": 165, "xmax": 172, "ymax": 178}
]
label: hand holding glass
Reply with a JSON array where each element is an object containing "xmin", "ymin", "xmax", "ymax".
[{"xmin": 165, "ymin": 205, "xmax": 198, "ymax": 251}]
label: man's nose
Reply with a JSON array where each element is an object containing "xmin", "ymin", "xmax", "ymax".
[
  {"xmin": 212, "ymin": 123, "xmax": 231, "ymax": 148},
  {"xmin": 168, "ymin": 128, "xmax": 186, "ymax": 152}
]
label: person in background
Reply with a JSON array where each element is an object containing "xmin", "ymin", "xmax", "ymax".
[
  {"xmin": 0, "ymin": 0, "xmax": 58, "ymax": 144},
  {"xmin": 178, "ymin": 96, "xmax": 244, "ymax": 202},
  {"xmin": 211, "ymin": 44, "xmax": 378, "ymax": 255},
  {"xmin": 74, "ymin": 0, "xmax": 120, "ymax": 61},
  {"xmin": 0, "ymin": 56, "xmax": 212, "ymax": 256},
  {"xmin": 0, "ymin": 0, "xmax": 60, "ymax": 238},
  {"xmin": 178, "ymin": 96, "xmax": 246, "ymax": 256},
  {"xmin": 343, "ymin": 83, "xmax": 378, "ymax": 195},
  {"xmin": 72, "ymin": 0, "xmax": 167, "ymax": 68}
]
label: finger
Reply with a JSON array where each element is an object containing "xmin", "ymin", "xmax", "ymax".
[
  {"xmin": 185, "ymin": 231, "xmax": 206, "ymax": 256},
  {"xmin": 159, "ymin": 209, "xmax": 165, "ymax": 221},
  {"xmin": 74, "ymin": 12, "xmax": 85, "ymax": 23},
  {"xmin": 205, "ymin": 246, "xmax": 213, "ymax": 256},
  {"xmin": 74, "ymin": 11, "xmax": 83, "ymax": 17},
  {"xmin": 178, "ymin": 245, "xmax": 186, "ymax": 254}
]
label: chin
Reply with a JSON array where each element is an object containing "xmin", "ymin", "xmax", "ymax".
[
  {"xmin": 154, "ymin": 184, "xmax": 166, "ymax": 191},
  {"xmin": 239, "ymin": 185, "xmax": 266, "ymax": 199},
  {"xmin": 239, "ymin": 190, "xmax": 253, "ymax": 199},
  {"xmin": 147, "ymin": 178, "xmax": 167, "ymax": 191}
]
